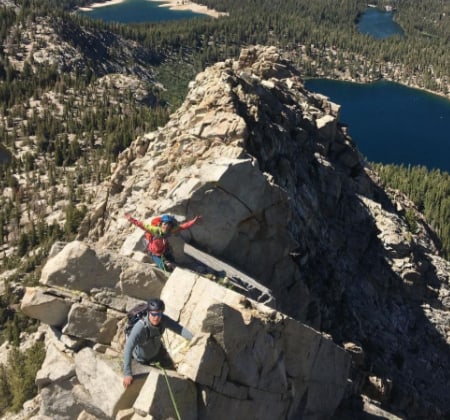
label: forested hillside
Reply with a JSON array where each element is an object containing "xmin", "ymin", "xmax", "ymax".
[
  {"xmin": 0, "ymin": 0, "xmax": 449, "ymax": 411},
  {"xmin": 374, "ymin": 164, "xmax": 450, "ymax": 259}
]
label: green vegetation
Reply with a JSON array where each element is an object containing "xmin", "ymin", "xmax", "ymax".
[
  {"xmin": 0, "ymin": 341, "xmax": 46, "ymax": 414},
  {"xmin": 373, "ymin": 163, "xmax": 450, "ymax": 259},
  {"xmin": 107, "ymin": 0, "xmax": 450, "ymax": 94}
]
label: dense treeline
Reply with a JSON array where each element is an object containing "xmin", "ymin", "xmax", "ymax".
[
  {"xmin": 0, "ymin": 341, "xmax": 45, "ymax": 413},
  {"xmin": 104, "ymin": 0, "xmax": 450, "ymax": 92},
  {"xmin": 373, "ymin": 163, "xmax": 450, "ymax": 259},
  {"xmin": 34, "ymin": 0, "xmax": 448, "ymax": 98}
]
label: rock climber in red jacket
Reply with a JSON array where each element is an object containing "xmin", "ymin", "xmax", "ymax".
[{"xmin": 125, "ymin": 213, "xmax": 201, "ymax": 271}]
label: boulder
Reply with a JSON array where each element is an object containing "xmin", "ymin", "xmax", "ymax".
[
  {"xmin": 133, "ymin": 368, "xmax": 197, "ymax": 419},
  {"xmin": 74, "ymin": 347, "xmax": 126, "ymax": 418},
  {"xmin": 20, "ymin": 287, "xmax": 72, "ymax": 327},
  {"xmin": 162, "ymin": 268, "xmax": 350, "ymax": 419},
  {"xmin": 35, "ymin": 342, "xmax": 76, "ymax": 389},
  {"xmin": 38, "ymin": 382, "xmax": 88, "ymax": 420},
  {"xmin": 40, "ymin": 241, "xmax": 112, "ymax": 291},
  {"xmin": 62, "ymin": 302, "xmax": 108, "ymax": 342},
  {"xmin": 40, "ymin": 241, "xmax": 166, "ymax": 299}
]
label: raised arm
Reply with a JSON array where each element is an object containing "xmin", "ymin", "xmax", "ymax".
[
  {"xmin": 125, "ymin": 213, "xmax": 144, "ymax": 229},
  {"xmin": 125, "ymin": 214, "xmax": 158, "ymax": 234},
  {"xmin": 177, "ymin": 215, "xmax": 202, "ymax": 232},
  {"xmin": 163, "ymin": 316, "xmax": 193, "ymax": 340}
]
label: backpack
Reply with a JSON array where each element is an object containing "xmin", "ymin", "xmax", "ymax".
[
  {"xmin": 142, "ymin": 217, "xmax": 161, "ymax": 253},
  {"xmin": 143, "ymin": 216, "xmax": 176, "ymax": 255},
  {"xmin": 124, "ymin": 302, "xmax": 149, "ymax": 337},
  {"xmin": 151, "ymin": 216, "xmax": 163, "ymax": 226}
]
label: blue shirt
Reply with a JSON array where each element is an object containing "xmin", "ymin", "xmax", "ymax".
[{"xmin": 123, "ymin": 314, "xmax": 193, "ymax": 377}]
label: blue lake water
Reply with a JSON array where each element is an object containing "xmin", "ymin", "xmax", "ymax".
[
  {"xmin": 0, "ymin": 144, "xmax": 10, "ymax": 165},
  {"xmin": 357, "ymin": 8, "xmax": 404, "ymax": 39},
  {"xmin": 305, "ymin": 79, "xmax": 450, "ymax": 173},
  {"xmin": 79, "ymin": 0, "xmax": 205, "ymax": 23}
]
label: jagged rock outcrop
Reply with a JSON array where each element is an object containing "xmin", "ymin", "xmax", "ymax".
[
  {"xmin": 5, "ymin": 15, "xmax": 160, "ymax": 85},
  {"xmin": 14, "ymin": 45, "xmax": 450, "ymax": 418},
  {"xmin": 19, "ymin": 242, "xmax": 350, "ymax": 419}
]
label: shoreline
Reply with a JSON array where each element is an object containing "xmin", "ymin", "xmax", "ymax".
[
  {"xmin": 78, "ymin": 0, "xmax": 228, "ymax": 18},
  {"xmin": 150, "ymin": 0, "xmax": 228, "ymax": 18},
  {"xmin": 78, "ymin": 0, "xmax": 125, "ymax": 11}
]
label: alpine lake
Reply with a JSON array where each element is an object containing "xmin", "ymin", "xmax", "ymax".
[
  {"xmin": 306, "ymin": 8, "xmax": 450, "ymax": 173},
  {"xmin": 78, "ymin": 0, "xmax": 206, "ymax": 23}
]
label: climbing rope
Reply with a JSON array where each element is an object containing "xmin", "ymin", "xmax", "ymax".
[{"xmin": 154, "ymin": 361, "xmax": 181, "ymax": 420}]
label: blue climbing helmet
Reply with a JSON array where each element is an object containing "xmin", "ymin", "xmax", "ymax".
[{"xmin": 161, "ymin": 214, "xmax": 176, "ymax": 226}]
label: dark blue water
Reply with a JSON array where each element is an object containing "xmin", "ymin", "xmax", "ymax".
[
  {"xmin": 79, "ymin": 0, "xmax": 205, "ymax": 23},
  {"xmin": 357, "ymin": 8, "xmax": 404, "ymax": 39},
  {"xmin": 0, "ymin": 144, "xmax": 10, "ymax": 165},
  {"xmin": 305, "ymin": 79, "xmax": 450, "ymax": 173}
]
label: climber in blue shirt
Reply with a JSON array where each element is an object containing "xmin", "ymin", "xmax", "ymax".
[{"xmin": 122, "ymin": 298, "xmax": 193, "ymax": 388}]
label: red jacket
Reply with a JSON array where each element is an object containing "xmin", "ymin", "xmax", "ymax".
[{"xmin": 127, "ymin": 216, "xmax": 198, "ymax": 256}]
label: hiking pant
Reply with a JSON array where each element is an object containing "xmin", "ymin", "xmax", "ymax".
[{"xmin": 151, "ymin": 253, "xmax": 175, "ymax": 271}]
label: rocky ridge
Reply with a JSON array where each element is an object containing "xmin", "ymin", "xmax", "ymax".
[
  {"xmin": 6, "ymin": 45, "xmax": 450, "ymax": 418},
  {"xmin": 5, "ymin": 14, "xmax": 160, "ymax": 82},
  {"xmin": 80, "ymin": 45, "xmax": 450, "ymax": 417}
]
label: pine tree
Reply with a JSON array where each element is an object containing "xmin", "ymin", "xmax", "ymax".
[
  {"xmin": 0, "ymin": 363, "xmax": 12, "ymax": 415},
  {"xmin": 5, "ymin": 341, "xmax": 45, "ymax": 413},
  {"xmin": 6, "ymin": 347, "xmax": 26, "ymax": 412}
]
